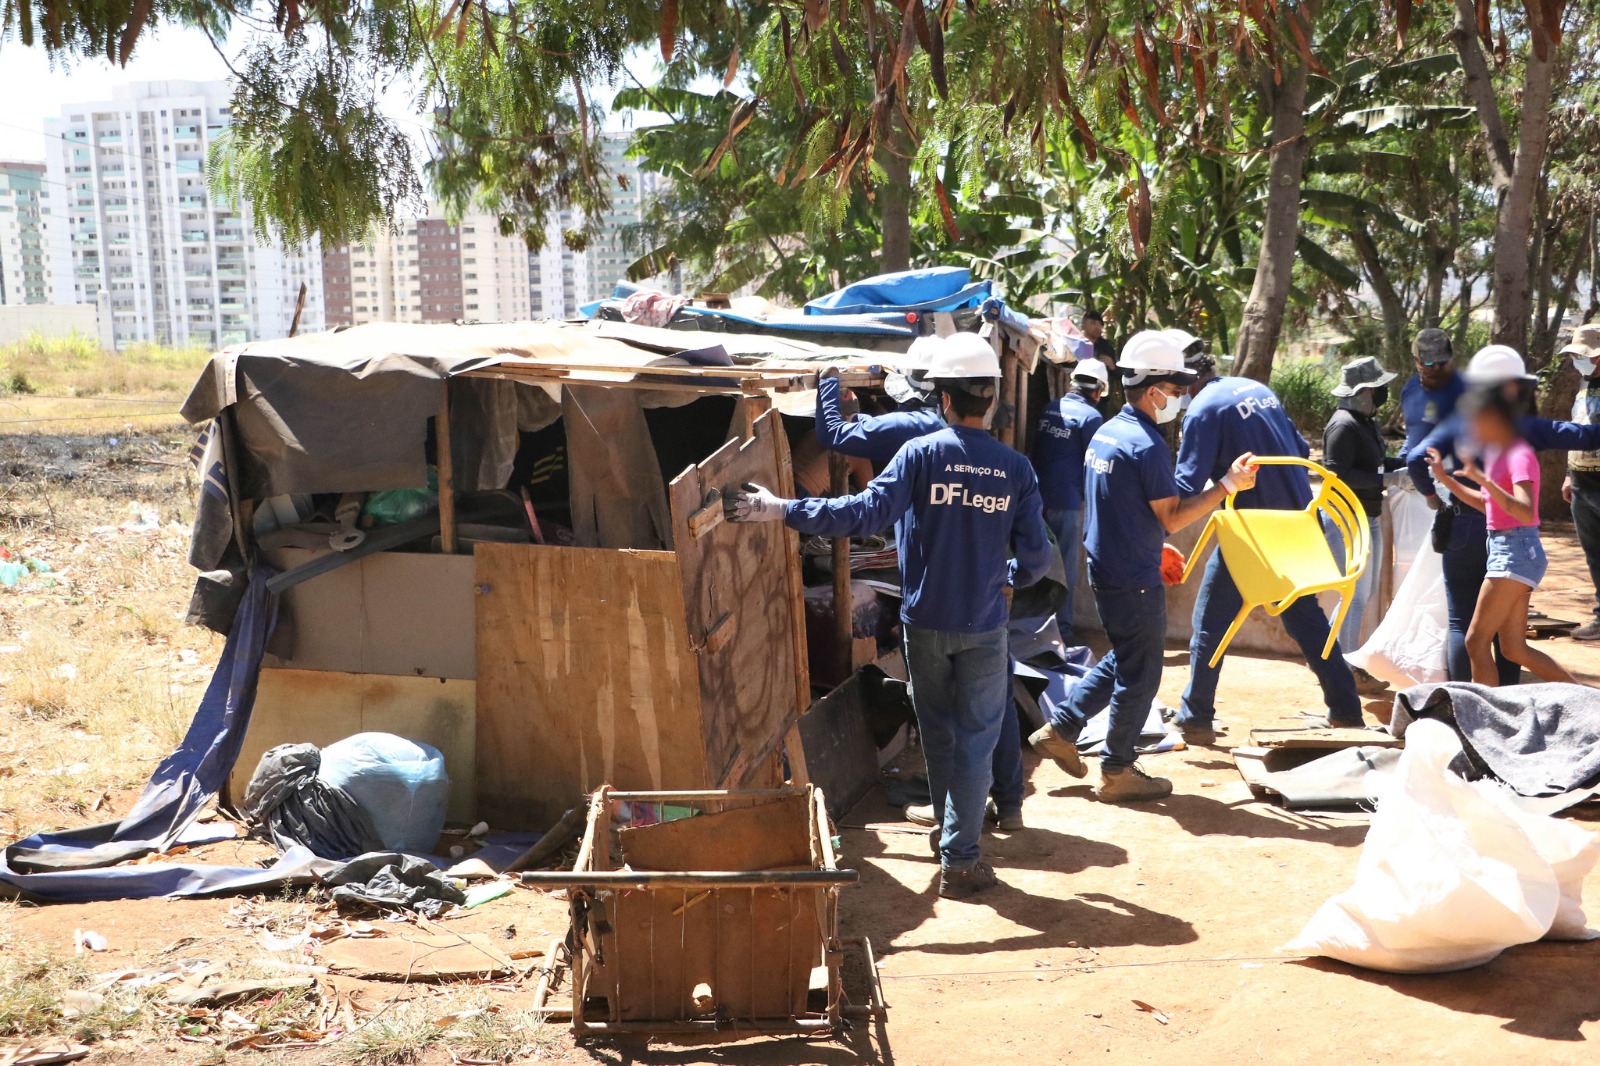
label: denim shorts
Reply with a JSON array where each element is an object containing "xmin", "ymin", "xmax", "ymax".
[{"xmin": 1485, "ymin": 526, "xmax": 1548, "ymax": 589}]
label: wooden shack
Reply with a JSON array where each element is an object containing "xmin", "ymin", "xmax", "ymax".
[{"xmin": 181, "ymin": 317, "xmax": 1041, "ymax": 830}]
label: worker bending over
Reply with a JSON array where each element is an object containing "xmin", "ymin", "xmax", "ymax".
[
  {"xmin": 728, "ymin": 333, "xmax": 1051, "ymax": 899},
  {"xmin": 1029, "ymin": 332, "xmax": 1257, "ymax": 802},
  {"xmin": 1174, "ymin": 337, "xmax": 1362, "ymax": 735},
  {"xmin": 1030, "ymin": 358, "xmax": 1108, "ymax": 643}
]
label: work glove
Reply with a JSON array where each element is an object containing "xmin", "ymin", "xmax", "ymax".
[
  {"xmin": 1160, "ymin": 544, "xmax": 1187, "ymax": 586},
  {"xmin": 724, "ymin": 482, "xmax": 789, "ymax": 522}
]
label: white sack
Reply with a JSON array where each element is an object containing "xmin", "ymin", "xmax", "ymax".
[
  {"xmin": 1283, "ymin": 719, "xmax": 1599, "ymax": 973},
  {"xmin": 1347, "ymin": 539, "xmax": 1448, "ymax": 688}
]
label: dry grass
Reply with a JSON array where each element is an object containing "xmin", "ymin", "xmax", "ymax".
[{"xmin": 0, "ymin": 332, "xmax": 212, "ymax": 399}]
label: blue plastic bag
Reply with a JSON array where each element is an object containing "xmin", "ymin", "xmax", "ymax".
[{"xmin": 318, "ymin": 733, "xmax": 450, "ymax": 854}]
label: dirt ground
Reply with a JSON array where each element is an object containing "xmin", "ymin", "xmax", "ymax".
[{"xmin": 5, "ymin": 420, "xmax": 1600, "ymax": 1063}]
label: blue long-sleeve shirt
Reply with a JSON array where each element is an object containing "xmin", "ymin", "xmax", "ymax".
[
  {"xmin": 1030, "ymin": 392, "xmax": 1104, "ymax": 511},
  {"xmin": 815, "ymin": 374, "xmax": 945, "ymax": 463},
  {"xmin": 1083, "ymin": 406, "xmax": 1181, "ymax": 589},
  {"xmin": 785, "ymin": 425, "xmax": 1051, "ymax": 632},
  {"xmin": 1400, "ymin": 372, "xmax": 1467, "ymax": 454},
  {"xmin": 1176, "ymin": 376, "xmax": 1312, "ymax": 511},
  {"xmin": 1406, "ymin": 413, "xmax": 1600, "ymax": 497}
]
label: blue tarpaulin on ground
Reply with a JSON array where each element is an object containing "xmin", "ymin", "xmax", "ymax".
[
  {"xmin": 804, "ymin": 267, "xmax": 994, "ymax": 317},
  {"xmin": 1, "ymin": 569, "xmax": 281, "ymax": 898}
]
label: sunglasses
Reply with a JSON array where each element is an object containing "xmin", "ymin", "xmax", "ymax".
[{"xmin": 1417, "ymin": 357, "xmax": 1452, "ymax": 368}]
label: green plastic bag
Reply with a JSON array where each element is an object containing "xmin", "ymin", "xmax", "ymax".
[{"xmin": 362, "ymin": 468, "xmax": 439, "ymax": 526}]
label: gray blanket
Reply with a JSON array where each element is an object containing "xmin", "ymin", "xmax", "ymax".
[{"xmin": 1391, "ymin": 682, "xmax": 1600, "ymax": 796}]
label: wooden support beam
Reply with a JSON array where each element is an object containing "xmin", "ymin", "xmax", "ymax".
[{"xmin": 437, "ymin": 388, "xmax": 457, "ymax": 555}]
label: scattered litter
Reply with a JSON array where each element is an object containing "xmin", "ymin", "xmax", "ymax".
[
  {"xmin": 51, "ymin": 664, "xmax": 77, "ymax": 682},
  {"xmin": 73, "ymin": 929, "xmax": 106, "ymax": 953},
  {"xmin": 449, "ymin": 845, "xmax": 465, "ymax": 859},
  {"xmin": 1132, "ymin": 999, "xmax": 1169, "ymax": 1025},
  {"xmin": 54, "ymin": 991, "xmax": 104, "ymax": 1021},
  {"xmin": 462, "ymin": 881, "xmax": 514, "ymax": 909},
  {"xmin": 0, "ymin": 1041, "xmax": 91, "ymax": 1065},
  {"xmin": 444, "ymin": 857, "xmax": 499, "ymax": 880},
  {"xmin": 166, "ymin": 976, "xmax": 314, "ymax": 1008},
  {"xmin": 48, "ymin": 762, "xmax": 89, "ymax": 776},
  {"xmin": 468, "ymin": 821, "xmax": 490, "ymax": 837},
  {"xmin": 250, "ymin": 958, "xmax": 328, "ymax": 975}
]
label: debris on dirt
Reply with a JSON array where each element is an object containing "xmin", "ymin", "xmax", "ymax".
[
  {"xmin": 1132, "ymin": 999, "xmax": 1169, "ymax": 1025},
  {"xmin": 71, "ymin": 930, "xmax": 106, "ymax": 953},
  {"xmin": 166, "ymin": 976, "xmax": 315, "ymax": 1008},
  {"xmin": 318, "ymin": 932, "xmax": 520, "ymax": 982},
  {"xmin": 0, "ymin": 1041, "xmax": 91, "ymax": 1065},
  {"xmin": 54, "ymin": 991, "xmax": 104, "ymax": 1021}
]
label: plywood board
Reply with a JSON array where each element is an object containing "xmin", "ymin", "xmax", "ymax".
[
  {"xmin": 228, "ymin": 668, "xmax": 476, "ymax": 822},
  {"xmin": 474, "ymin": 543, "xmax": 708, "ymax": 829},
  {"xmin": 263, "ymin": 549, "xmax": 477, "ymax": 679},
  {"xmin": 669, "ymin": 411, "xmax": 804, "ymax": 790},
  {"xmin": 618, "ymin": 794, "xmax": 813, "ymax": 872},
  {"xmin": 798, "ymin": 674, "xmax": 881, "ymax": 820}
]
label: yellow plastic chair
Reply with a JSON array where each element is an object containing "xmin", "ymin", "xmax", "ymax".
[{"xmin": 1179, "ymin": 457, "xmax": 1370, "ymax": 668}]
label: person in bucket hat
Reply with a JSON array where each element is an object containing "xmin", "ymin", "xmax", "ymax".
[{"xmin": 1322, "ymin": 357, "xmax": 1401, "ymax": 666}]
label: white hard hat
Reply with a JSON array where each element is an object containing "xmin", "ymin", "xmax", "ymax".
[
  {"xmin": 1071, "ymin": 358, "xmax": 1109, "ymax": 389},
  {"xmin": 924, "ymin": 332, "xmax": 1002, "ymax": 380},
  {"xmin": 1463, "ymin": 344, "xmax": 1536, "ymax": 385},
  {"xmin": 1117, "ymin": 330, "xmax": 1196, "ymax": 385},
  {"xmin": 885, "ymin": 335, "xmax": 940, "ymax": 403},
  {"xmin": 1164, "ymin": 328, "xmax": 1203, "ymax": 354}
]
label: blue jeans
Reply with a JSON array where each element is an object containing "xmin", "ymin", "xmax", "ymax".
[
  {"xmin": 990, "ymin": 677, "xmax": 1024, "ymax": 815},
  {"xmin": 1323, "ymin": 513, "xmax": 1384, "ymax": 651},
  {"xmin": 1046, "ymin": 583, "xmax": 1166, "ymax": 772},
  {"xmin": 1440, "ymin": 505, "xmax": 1519, "ymax": 684},
  {"xmin": 1045, "ymin": 507, "xmax": 1085, "ymax": 642},
  {"xmin": 1181, "ymin": 549, "xmax": 1363, "ymax": 728},
  {"xmin": 902, "ymin": 625, "xmax": 1011, "ymax": 871}
]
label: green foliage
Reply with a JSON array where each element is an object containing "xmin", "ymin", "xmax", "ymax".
[{"xmin": 1270, "ymin": 359, "xmax": 1341, "ymax": 436}]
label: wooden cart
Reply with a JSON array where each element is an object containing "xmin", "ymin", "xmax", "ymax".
[{"xmin": 523, "ymin": 785, "xmax": 887, "ymax": 1038}]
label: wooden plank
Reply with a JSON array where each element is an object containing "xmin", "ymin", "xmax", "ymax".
[
  {"xmin": 436, "ymin": 393, "xmax": 457, "ymax": 555},
  {"xmin": 668, "ymin": 412, "xmax": 805, "ymax": 790},
  {"xmin": 1246, "ymin": 727, "xmax": 1402, "ymax": 750},
  {"xmin": 619, "ymin": 794, "xmax": 812, "ymax": 872},
  {"xmin": 474, "ymin": 543, "xmax": 708, "ymax": 829},
  {"xmin": 798, "ymin": 674, "xmax": 881, "ymax": 819},
  {"xmin": 770, "ymin": 421, "xmax": 812, "ymax": 787},
  {"xmin": 227, "ymin": 668, "xmax": 477, "ymax": 823}
]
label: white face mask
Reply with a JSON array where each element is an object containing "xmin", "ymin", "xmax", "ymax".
[
  {"xmin": 1153, "ymin": 391, "xmax": 1181, "ymax": 424},
  {"xmin": 1573, "ymin": 355, "xmax": 1596, "ymax": 377}
]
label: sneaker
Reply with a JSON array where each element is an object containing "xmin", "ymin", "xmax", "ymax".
[
  {"xmin": 1028, "ymin": 724, "xmax": 1088, "ymax": 778},
  {"xmin": 904, "ymin": 803, "xmax": 937, "ymax": 827},
  {"xmin": 1096, "ymin": 764, "xmax": 1173, "ymax": 803},
  {"xmin": 1351, "ymin": 666, "xmax": 1389, "ymax": 697},
  {"xmin": 1571, "ymin": 619, "xmax": 1600, "ymax": 641},
  {"xmin": 986, "ymin": 798, "xmax": 1025, "ymax": 831},
  {"xmin": 938, "ymin": 861, "xmax": 999, "ymax": 900}
]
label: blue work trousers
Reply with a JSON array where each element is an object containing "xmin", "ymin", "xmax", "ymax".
[
  {"xmin": 1045, "ymin": 506, "xmax": 1085, "ymax": 643},
  {"xmin": 1322, "ymin": 514, "xmax": 1384, "ymax": 652},
  {"xmin": 1181, "ymin": 549, "xmax": 1363, "ymax": 727},
  {"xmin": 1046, "ymin": 583, "xmax": 1166, "ymax": 772},
  {"xmin": 902, "ymin": 625, "xmax": 1011, "ymax": 871},
  {"xmin": 1440, "ymin": 505, "xmax": 1519, "ymax": 685}
]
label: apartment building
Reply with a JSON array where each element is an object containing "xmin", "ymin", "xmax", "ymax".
[
  {"xmin": 584, "ymin": 132, "xmax": 666, "ymax": 299},
  {"xmin": 321, "ymin": 209, "xmax": 533, "ymax": 327},
  {"xmin": 45, "ymin": 80, "xmax": 324, "ymax": 348},
  {"xmin": 527, "ymin": 212, "xmax": 591, "ymax": 319},
  {"xmin": 0, "ymin": 162, "xmax": 55, "ymax": 306}
]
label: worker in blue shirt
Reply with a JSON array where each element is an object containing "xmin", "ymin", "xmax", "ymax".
[
  {"xmin": 727, "ymin": 333, "xmax": 1051, "ymax": 900},
  {"xmin": 814, "ymin": 337, "xmax": 945, "ymax": 464},
  {"xmin": 1173, "ymin": 349, "xmax": 1363, "ymax": 736},
  {"xmin": 1406, "ymin": 343, "xmax": 1600, "ymax": 682},
  {"xmin": 1030, "ymin": 358, "xmax": 1108, "ymax": 643},
  {"xmin": 1400, "ymin": 328, "xmax": 1466, "ymax": 456},
  {"xmin": 816, "ymin": 339, "xmax": 1031, "ymax": 836},
  {"xmin": 1028, "ymin": 332, "xmax": 1257, "ymax": 802}
]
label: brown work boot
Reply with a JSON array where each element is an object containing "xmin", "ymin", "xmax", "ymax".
[
  {"xmin": 938, "ymin": 861, "xmax": 999, "ymax": 900},
  {"xmin": 1028, "ymin": 724, "xmax": 1087, "ymax": 778},
  {"xmin": 1096, "ymin": 764, "xmax": 1173, "ymax": 803}
]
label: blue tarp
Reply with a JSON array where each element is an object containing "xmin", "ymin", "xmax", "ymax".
[
  {"xmin": 1, "ymin": 569, "xmax": 280, "ymax": 898},
  {"xmin": 804, "ymin": 267, "xmax": 994, "ymax": 317}
]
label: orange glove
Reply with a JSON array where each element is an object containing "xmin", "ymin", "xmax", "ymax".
[{"xmin": 1160, "ymin": 544, "xmax": 1187, "ymax": 586}]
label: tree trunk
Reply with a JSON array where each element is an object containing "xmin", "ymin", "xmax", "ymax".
[
  {"xmin": 1232, "ymin": 7, "xmax": 1314, "ymax": 384},
  {"xmin": 876, "ymin": 115, "xmax": 913, "ymax": 274},
  {"xmin": 1450, "ymin": 0, "xmax": 1558, "ymax": 352},
  {"xmin": 1351, "ymin": 226, "xmax": 1407, "ymax": 369}
]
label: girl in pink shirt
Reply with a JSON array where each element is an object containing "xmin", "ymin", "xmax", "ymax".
[{"xmin": 1428, "ymin": 389, "xmax": 1576, "ymax": 685}]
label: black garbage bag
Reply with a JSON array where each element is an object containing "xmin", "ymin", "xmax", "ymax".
[
  {"xmin": 324, "ymin": 853, "xmax": 467, "ymax": 918},
  {"xmin": 242, "ymin": 743, "xmax": 385, "ymax": 860}
]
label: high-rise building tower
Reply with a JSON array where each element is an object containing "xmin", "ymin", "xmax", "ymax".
[
  {"xmin": 45, "ymin": 80, "xmax": 324, "ymax": 348},
  {"xmin": 584, "ymin": 132, "xmax": 668, "ymax": 300},
  {"xmin": 0, "ymin": 162, "xmax": 55, "ymax": 306}
]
